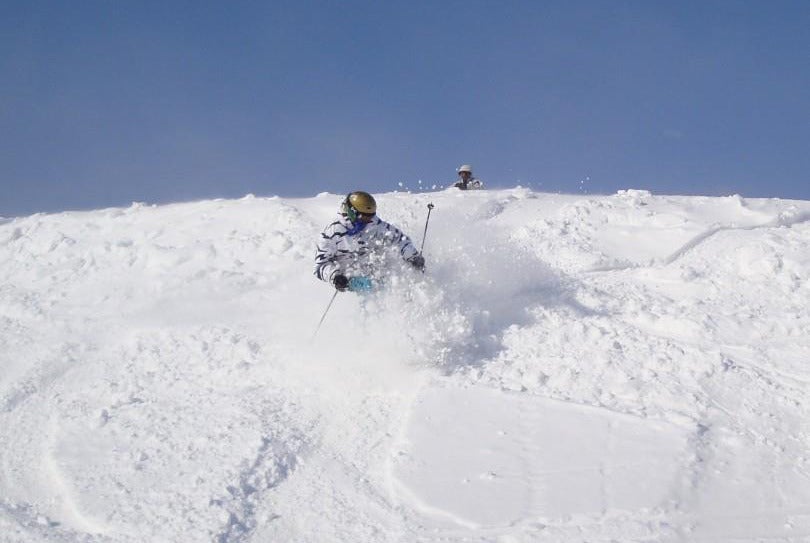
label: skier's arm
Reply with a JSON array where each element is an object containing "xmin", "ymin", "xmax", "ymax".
[
  {"xmin": 398, "ymin": 232, "xmax": 425, "ymax": 270},
  {"xmin": 314, "ymin": 223, "xmax": 343, "ymax": 283},
  {"xmin": 376, "ymin": 220, "xmax": 420, "ymax": 262}
]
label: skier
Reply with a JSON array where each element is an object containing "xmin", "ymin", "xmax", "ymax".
[
  {"xmin": 452, "ymin": 164, "xmax": 484, "ymax": 190},
  {"xmin": 314, "ymin": 191, "xmax": 425, "ymax": 292}
]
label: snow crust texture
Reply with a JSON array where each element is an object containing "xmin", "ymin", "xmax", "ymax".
[{"xmin": 2, "ymin": 189, "xmax": 810, "ymax": 542}]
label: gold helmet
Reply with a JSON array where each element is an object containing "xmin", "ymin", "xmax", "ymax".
[{"xmin": 342, "ymin": 191, "xmax": 377, "ymax": 223}]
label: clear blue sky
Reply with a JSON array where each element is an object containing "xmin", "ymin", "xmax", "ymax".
[{"xmin": 2, "ymin": 1, "xmax": 809, "ymax": 216}]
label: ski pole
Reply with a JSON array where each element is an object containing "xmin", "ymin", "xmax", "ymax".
[
  {"xmin": 420, "ymin": 202, "xmax": 435, "ymax": 253},
  {"xmin": 313, "ymin": 289, "xmax": 339, "ymax": 338}
]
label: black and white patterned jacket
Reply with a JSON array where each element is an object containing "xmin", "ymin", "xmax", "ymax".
[
  {"xmin": 452, "ymin": 176, "xmax": 484, "ymax": 190},
  {"xmin": 314, "ymin": 214, "xmax": 419, "ymax": 284}
]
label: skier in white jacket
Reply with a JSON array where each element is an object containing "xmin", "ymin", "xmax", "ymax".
[
  {"xmin": 453, "ymin": 164, "xmax": 484, "ymax": 190},
  {"xmin": 314, "ymin": 191, "xmax": 425, "ymax": 292}
]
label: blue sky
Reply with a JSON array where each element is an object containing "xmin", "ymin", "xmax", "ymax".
[{"xmin": 2, "ymin": 1, "xmax": 809, "ymax": 216}]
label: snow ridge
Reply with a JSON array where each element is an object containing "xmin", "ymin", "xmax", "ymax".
[{"xmin": 2, "ymin": 189, "xmax": 810, "ymax": 542}]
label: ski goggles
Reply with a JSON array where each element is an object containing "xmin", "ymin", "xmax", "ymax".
[{"xmin": 347, "ymin": 206, "xmax": 376, "ymax": 223}]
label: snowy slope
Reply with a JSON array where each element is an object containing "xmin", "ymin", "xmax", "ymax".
[{"xmin": 2, "ymin": 188, "xmax": 810, "ymax": 542}]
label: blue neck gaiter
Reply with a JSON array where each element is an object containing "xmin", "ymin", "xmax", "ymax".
[{"xmin": 346, "ymin": 220, "xmax": 367, "ymax": 236}]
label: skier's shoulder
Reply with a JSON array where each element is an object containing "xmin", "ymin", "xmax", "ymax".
[
  {"xmin": 369, "ymin": 216, "xmax": 403, "ymax": 234},
  {"xmin": 365, "ymin": 217, "xmax": 412, "ymax": 246},
  {"xmin": 320, "ymin": 216, "xmax": 351, "ymax": 238}
]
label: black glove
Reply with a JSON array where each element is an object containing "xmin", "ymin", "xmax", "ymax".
[
  {"xmin": 408, "ymin": 254, "xmax": 425, "ymax": 271},
  {"xmin": 332, "ymin": 273, "xmax": 349, "ymax": 291}
]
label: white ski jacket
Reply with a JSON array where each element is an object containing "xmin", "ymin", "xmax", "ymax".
[
  {"xmin": 453, "ymin": 177, "xmax": 484, "ymax": 190},
  {"xmin": 314, "ymin": 214, "xmax": 420, "ymax": 284}
]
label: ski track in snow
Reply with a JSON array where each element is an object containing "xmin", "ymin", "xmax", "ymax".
[
  {"xmin": 660, "ymin": 209, "xmax": 810, "ymax": 267},
  {"xmin": 2, "ymin": 189, "xmax": 810, "ymax": 542}
]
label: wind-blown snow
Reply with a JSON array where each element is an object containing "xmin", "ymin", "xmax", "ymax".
[{"xmin": 2, "ymin": 188, "xmax": 810, "ymax": 542}]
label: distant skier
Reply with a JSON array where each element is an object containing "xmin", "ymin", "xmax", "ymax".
[
  {"xmin": 452, "ymin": 164, "xmax": 484, "ymax": 190},
  {"xmin": 314, "ymin": 191, "xmax": 425, "ymax": 292}
]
